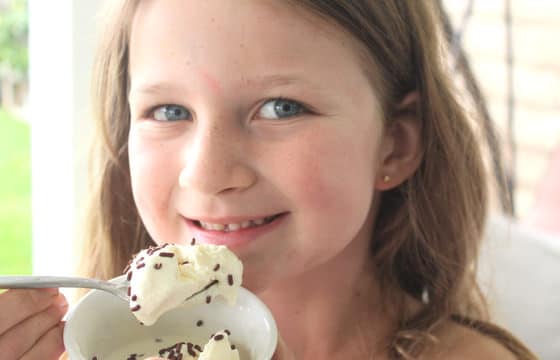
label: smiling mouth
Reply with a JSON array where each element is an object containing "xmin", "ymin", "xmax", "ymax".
[{"xmin": 193, "ymin": 213, "xmax": 285, "ymax": 232}]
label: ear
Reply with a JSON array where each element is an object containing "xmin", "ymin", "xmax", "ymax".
[{"xmin": 374, "ymin": 92, "xmax": 423, "ymax": 190}]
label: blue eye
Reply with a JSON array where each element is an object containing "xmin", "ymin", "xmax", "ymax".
[
  {"xmin": 258, "ymin": 99, "xmax": 304, "ymax": 120},
  {"xmin": 152, "ymin": 105, "xmax": 191, "ymax": 121}
]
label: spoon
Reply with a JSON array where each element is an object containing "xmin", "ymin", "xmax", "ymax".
[
  {"xmin": 0, "ymin": 274, "xmax": 219, "ymax": 303},
  {"xmin": 0, "ymin": 275, "xmax": 131, "ymax": 302}
]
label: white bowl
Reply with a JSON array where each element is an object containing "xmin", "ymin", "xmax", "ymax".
[{"xmin": 64, "ymin": 279, "xmax": 277, "ymax": 360}]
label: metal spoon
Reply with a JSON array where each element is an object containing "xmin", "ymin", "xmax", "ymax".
[
  {"xmin": 0, "ymin": 274, "xmax": 219, "ymax": 303},
  {"xmin": 0, "ymin": 274, "xmax": 131, "ymax": 302}
]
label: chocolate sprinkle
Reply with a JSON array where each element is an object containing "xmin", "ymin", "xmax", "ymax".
[
  {"xmin": 136, "ymin": 263, "xmax": 146, "ymax": 270},
  {"xmin": 206, "ymin": 295, "xmax": 212, "ymax": 304},
  {"xmin": 224, "ymin": 329, "xmax": 231, "ymax": 335},
  {"xmin": 159, "ymin": 252, "xmax": 175, "ymax": 258},
  {"xmin": 214, "ymin": 334, "xmax": 224, "ymax": 341},
  {"xmin": 213, "ymin": 264, "xmax": 220, "ymax": 271},
  {"xmin": 194, "ymin": 344, "xmax": 203, "ymax": 352},
  {"xmin": 181, "ymin": 260, "xmax": 190, "ymax": 265},
  {"xmin": 131, "ymin": 294, "xmax": 137, "ymax": 301},
  {"xmin": 127, "ymin": 286, "xmax": 131, "ymax": 296},
  {"xmin": 191, "ymin": 237, "xmax": 196, "ymax": 245},
  {"xmin": 196, "ymin": 320, "xmax": 204, "ymax": 327},
  {"xmin": 155, "ymin": 263, "xmax": 163, "ymax": 270},
  {"xmin": 127, "ymin": 271, "xmax": 132, "ymax": 281},
  {"xmin": 131, "ymin": 304, "xmax": 141, "ymax": 312},
  {"xmin": 187, "ymin": 342, "xmax": 197, "ymax": 357},
  {"xmin": 228, "ymin": 274, "xmax": 234, "ymax": 286},
  {"xmin": 231, "ymin": 344, "xmax": 236, "ymax": 350}
]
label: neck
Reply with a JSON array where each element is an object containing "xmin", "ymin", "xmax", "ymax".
[{"xmin": 258, "ymin": 213, "xmax": 395, "ymax": 359}]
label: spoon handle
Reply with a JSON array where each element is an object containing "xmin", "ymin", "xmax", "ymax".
[{"xmin": 0, "ymin": 275, "xmax": 114, "ymax": 291}]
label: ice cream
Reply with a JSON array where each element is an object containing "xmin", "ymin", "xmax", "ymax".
[
  {"xmin": 105, "ymin": 330, "xmax": 241, "ymax": 360},
  {"xmin": 150, "ymin": 331, "xmax": 240, "ymax": 360},
  {"xmin": 124, "ymin": 242, "xmax": 243, "ymax": 326},
  {"xmin": 199, "ymin": 331, "xmax": 240, "ymax": 360}
]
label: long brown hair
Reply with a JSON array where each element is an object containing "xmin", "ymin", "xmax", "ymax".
[{"xmin": 79, "ymin": 1, "xmax": 536, "ymax": 358}]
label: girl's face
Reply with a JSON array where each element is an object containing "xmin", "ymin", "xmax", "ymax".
[{"xmin": 128, "ymin": 0, "xmax": 386, "ymax": 291}]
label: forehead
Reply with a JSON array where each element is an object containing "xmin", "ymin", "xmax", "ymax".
[{"xmin": 128, "ymin": 0, "xmax": 374, "ymax": 95}]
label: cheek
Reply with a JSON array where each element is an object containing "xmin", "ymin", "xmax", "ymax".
[
  {"xmin": 262, "ymin": 127, "xmax": 377, "ymax": 276},
  {"xmin": 285, "ymin": 130, "xmax": 376, "ymax": 217},
  {"xmin": 128, "ymin": 133, "xmax": 180, "ymax": 241}
]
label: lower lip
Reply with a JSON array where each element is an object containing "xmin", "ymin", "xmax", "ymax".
[{"xmin": 185, "ymin": 213, "xmax": 288, "ymax": 248}]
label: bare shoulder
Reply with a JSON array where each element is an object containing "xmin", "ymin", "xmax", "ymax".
[{"xmin": 421, "ymin": 320, "xmax": 518, "ymax": 360}]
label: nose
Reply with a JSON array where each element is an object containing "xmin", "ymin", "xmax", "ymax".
[{"xmin": 178, "ymin": 122, "xmax": 257, "ymax": 195}]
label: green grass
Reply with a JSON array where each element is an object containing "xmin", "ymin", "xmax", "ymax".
[{"xmin": 0, "ymin": 108, "xmax": 31, "ymax": 275}]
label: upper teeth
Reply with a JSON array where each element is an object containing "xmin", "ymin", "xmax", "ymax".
[{"xmin": 198, "ymin": 216, "xmax": 273, "ymax": 232}]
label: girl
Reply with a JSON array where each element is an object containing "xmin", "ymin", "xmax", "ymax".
[{"xmin": 0, "ymin": 1, "xmax": 538, "ymax": 359}]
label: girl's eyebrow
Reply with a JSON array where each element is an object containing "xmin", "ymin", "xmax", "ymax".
[
  {"xmin": 129, "ymin": 74, "xmax": 316, "ymax": 99},
  {"xmin": 253, "ymin": 74, "xmax": 308, "ymax": 87},
  {"xmin": 129, "ymin": 82, "xmax": 186, "ymax": 98},
  {"xmin": 250, "ymin": 74, "xmax": 324, "ymax": 93}
]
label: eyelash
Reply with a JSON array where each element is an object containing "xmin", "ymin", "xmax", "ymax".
[
  {"xmin": 143, "ymin": 98, "xmax": 310, "ymax": 122},
  {"xmin": 149, "ymin": 104, "xmax": 191, "ymax": 122},
  {"xmin": 259, "ymin": 98, "xmax": 308, "ymax": 119}
]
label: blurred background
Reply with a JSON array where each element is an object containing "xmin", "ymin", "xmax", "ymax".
[
  {"xmin": 0, "ymin": 0, "xmax": 29, "ymax": 275},
  {"xmin": 0, "ymin": 0, "xmax": 558, "ymax": 358}
]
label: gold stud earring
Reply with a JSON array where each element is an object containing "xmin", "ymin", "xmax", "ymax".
[{"xmin": 383, "ymin": 175, "xmax": 390, "ymax": 183}]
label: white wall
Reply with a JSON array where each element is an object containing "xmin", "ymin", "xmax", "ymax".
[{"xmin": 29, "ymin": 1, "xmax": 102, "ymax": 275}]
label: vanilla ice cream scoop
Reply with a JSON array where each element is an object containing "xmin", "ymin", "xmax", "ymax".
[
  {"xmin": 125, "ymin": 243, "xmax": 243, "ymax": 326},
  {"xmin": 199, "ymin": 331, "xmax": 240, "ymax": 360},
  {"xmin": 155, "ymin": 331, "xmax": 240, "ymax": 359}
]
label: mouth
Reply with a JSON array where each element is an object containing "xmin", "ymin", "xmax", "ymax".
[{"xmin": 192, "ymin": 213, "xmax": 286, "ymax": 232}]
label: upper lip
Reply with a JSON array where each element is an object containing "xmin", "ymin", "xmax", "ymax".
[{"xmin": 186, "ymin": 213, "xmax": 285, "ymax": 225}]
